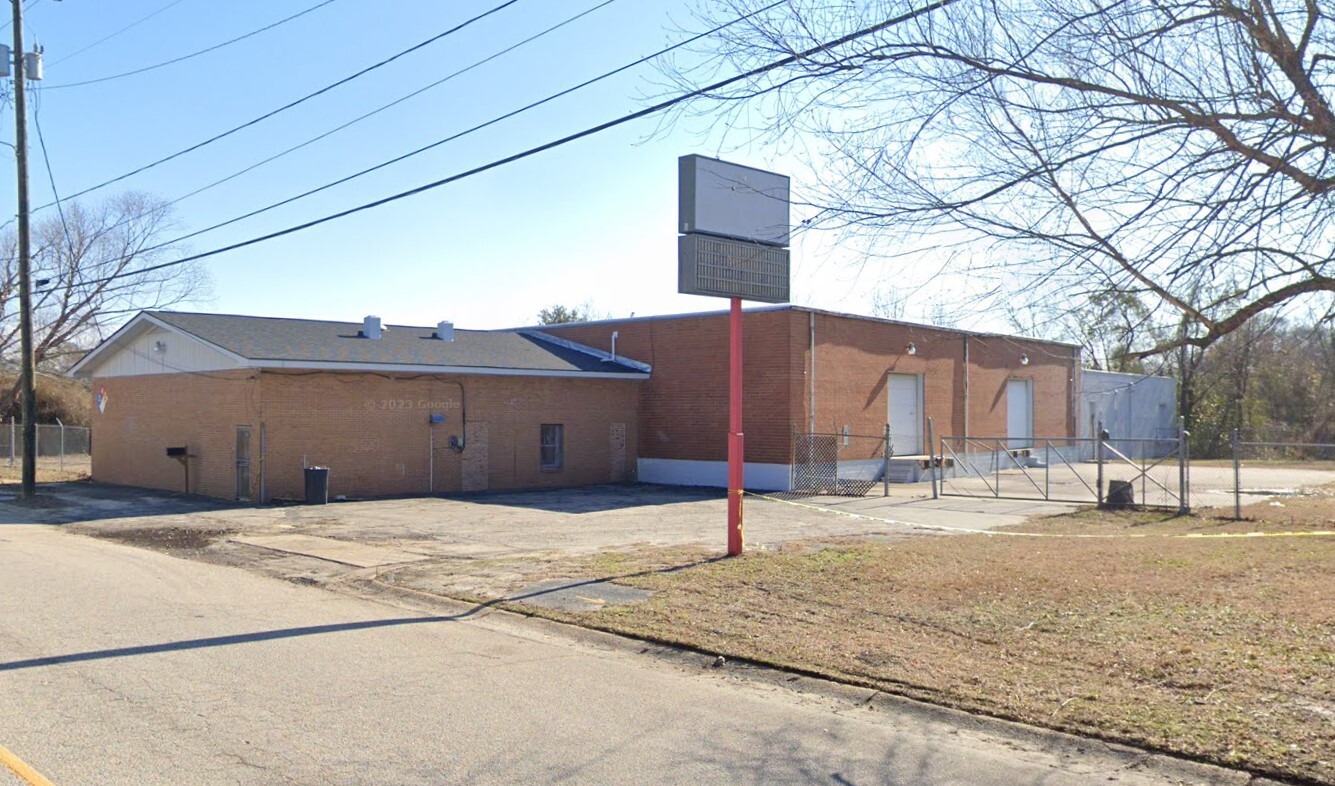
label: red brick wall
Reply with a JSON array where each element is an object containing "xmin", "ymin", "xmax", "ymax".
[
  {"xmin": 92, "ymin": 371, "xmax": 640, "ymax": 500},
  {"xmin": 548, "ymin": 308, "xmax": 1078, "ymax": 464},
  {"xmin": 800, "ymin": 311, "xmax": 961, "ymax": 455},
  {"xmin": 546, "ymin": 309, "xmax": 798, "ymax": 464},
  {"xmin": 960, "ymin": 335, "xmax": 1077, "ymax": 439}
]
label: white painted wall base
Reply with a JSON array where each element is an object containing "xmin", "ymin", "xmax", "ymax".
[{"xmin": 637, "ymin": 458, "xmax": 792, "ymax": 491}]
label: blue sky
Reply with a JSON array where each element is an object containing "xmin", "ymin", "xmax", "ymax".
[{"xmin": 6, "ymin": 0, "xmax": 947, "ymax": 331}]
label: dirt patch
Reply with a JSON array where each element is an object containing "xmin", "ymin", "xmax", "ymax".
[
  {"xmin": 1016, "ymin": 485, "xmax": 1335, "ymax": 535},
  {"xmin": 87, "ymin": 526, "xmax": 230, "ymax": 553},
  {"xmin": 405, "ymin": 505, "xmax": 1335, "ymax": 784}
]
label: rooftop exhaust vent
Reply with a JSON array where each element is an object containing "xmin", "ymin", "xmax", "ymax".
[
  {"xmin": 361, "ymin": 315, "xmax": 382, "ymax": 340},
  {"xmin": 434, "ymin": 321, "xmax": 454, "ymax": 341}
]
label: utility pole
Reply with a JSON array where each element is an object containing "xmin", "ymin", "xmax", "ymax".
[{"xmin": 9, "ymin": 0, "xmax": 38, "ymax": 499}]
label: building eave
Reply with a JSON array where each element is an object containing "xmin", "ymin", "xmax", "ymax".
[
  {"xmin": 248, "ymin": 359, "xmax": 650, "ymax": 380},
  {"xmin": 70, "ymin": 313, "xmax": 250, "ymax": 378}
]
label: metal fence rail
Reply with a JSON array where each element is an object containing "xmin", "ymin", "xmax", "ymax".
[
  {"xmin": 937, "ymin": 435, "xmax": 1188, "ymax": 507},
  {"xmin": 938, "ymin": 436, "xmax": 1100, "ymax": 502},
  {"xmin": 937, "ymin": 425, "xmax": 1333, "ymax": 517},
  {"xmin": 1218, "ymin": 431, "xmax": 1335, "ymax": 520},
  {"xmin": 2, "ymin": 422, "xmax": 92, "ymax": 471}
]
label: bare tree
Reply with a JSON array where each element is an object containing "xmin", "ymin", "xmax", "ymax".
[
  {"xmin": 1007, "ymin": 291, "xmax": 1155, "ymax": 372},
  {"xmin": 669, "ymin": 0, "xmax": 1335, "ymax": 355},
  {"xmin": 0, "ymin": 192, "xmax": 208, "ymax": 375}
]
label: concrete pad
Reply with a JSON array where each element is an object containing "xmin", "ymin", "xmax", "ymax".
[
  {"xmin": 230, "ymin": 534, "xmax": 429, "ymax": 568},
  {"xmin": 509, "ymin": 578, "xmax": 653, "ymax": 612}
]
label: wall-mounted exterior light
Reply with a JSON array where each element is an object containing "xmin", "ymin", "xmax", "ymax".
[
  {"xmin": 1019, "ymin": 353, "xmax": 1030, "ymax": 366},
  {"xmin": 906, "ymin": 342, "xmax": 917, "ymax": 355}
]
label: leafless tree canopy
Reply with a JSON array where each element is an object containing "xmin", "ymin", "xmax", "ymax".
[
  {"xmin": 0, "ymin": 192, "xmax": 207, "ymax": 372},
  {"xmin": 671, "ymin": 0, "xmax": 1335, "ymax": 353}
]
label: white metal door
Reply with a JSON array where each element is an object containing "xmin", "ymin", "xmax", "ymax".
[
  {"xmin": 1006, "ymin": 379, "xmax": 1033, "ymax": 449},
  {"xmin": 887, "ymin": 374, "xmax": 922, "ymax": 456}
]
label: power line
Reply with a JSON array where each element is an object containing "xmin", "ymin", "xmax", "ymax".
[
  {"xmin": 99, "ymin": 0, "xmax": 621, "ymax": 230},
  {"xmin": 49, "ymin": 0, "xmax": 194, "ymax": 66},
  {"xmin": 35, "ymin": 0, "xmax": 524, "ymax": 211},
  {"xmin": 0, "ymin": 0, "xmax": 42, "ymax": 33},
  {"xmin": 39, "ymin": 0, "xmax": 957, "ymax": 296},
  {"xmin": 33, "ymin": 0, "xmax": 764, "ymax": 255},
  {"xmin": 96, "ymin": 0, "xmax": 792, "ymax": 257},
  {"xmin": 31, "ymin": 87, "xmax": 78, "ymax": 264},
  {"xmin": 43, "ymin": 0, "xmax": 339, "ymax": 88}
]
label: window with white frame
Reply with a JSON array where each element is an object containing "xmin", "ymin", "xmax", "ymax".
[{"xmin": 540, "ymin": 424, "xmax": 564, "ymax": 471}]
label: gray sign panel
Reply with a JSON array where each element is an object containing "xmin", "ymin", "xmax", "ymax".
[
  {"xmin": 678, "ymin": 234, "xmax": 790, "ymax": 304},
  {"xmin": 679, "ymin": 155, "xmax": 790, "ymax": 246}
]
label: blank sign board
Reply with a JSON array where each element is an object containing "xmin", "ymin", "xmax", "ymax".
[{"xmin": 679, "ymin": 155, "xmax": 790, "ymax": 246}]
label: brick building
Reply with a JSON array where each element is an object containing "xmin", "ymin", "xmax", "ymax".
[
  {"xmin": 541, "ymin": 306, "xmax": 1080, "ymax": 490},
  {"xmin": 71, "ymin": 312, "xmax": 646, "ymax": 501},
  {"xmin": 74, "ymin": 306, "xmax": 1078, "ymax": 499}
]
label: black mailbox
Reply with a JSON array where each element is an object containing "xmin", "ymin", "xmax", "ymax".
[{"xmin": 166, "ymin": 446, "xmax": 188, "ymax": 458}]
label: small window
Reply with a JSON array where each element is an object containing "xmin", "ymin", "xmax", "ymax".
[{"xmin": 540, "ymin": 424, "xmax": 564, "ymax": 471}]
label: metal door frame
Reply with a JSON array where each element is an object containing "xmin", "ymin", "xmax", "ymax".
[{"xmin": 235, "ymin": 425, "xmax": 252, "ymax": 501}]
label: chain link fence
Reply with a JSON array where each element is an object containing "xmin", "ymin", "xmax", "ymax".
[
  {"xmin": 937, "ymin": 435, "xmax": 1188, "ymax": 508},
  {"xmin": 935, "ymin": 425, "xmax": 1333, "ymax": 517},
  {"xmin": 789, "ymin": 430, "xmax": 889, "ymax": 497},
  {"xmin": 0, "ymin": 422, "xmax": 92, "ymax": 477},
  {"xmin": 1194, "ymin": 431, "xmax": 1335, "ymax": 519}
]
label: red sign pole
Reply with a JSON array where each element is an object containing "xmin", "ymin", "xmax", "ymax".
[{"xmin": 728, "ymin": 296, "xmax": 744, "ymax": 556}]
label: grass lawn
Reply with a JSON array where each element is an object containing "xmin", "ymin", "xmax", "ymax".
[{"xmin": 415, "ymin": 488, "xmax": 1335, "ymax": 784}]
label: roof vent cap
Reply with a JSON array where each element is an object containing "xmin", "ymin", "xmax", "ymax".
[
  {"xmin": 361, "ymin": 315, "xmax": 382, "ymax": 340},
  {"xmin": 435, "ymin": 321, "xmax": 454, "ymax": 341}
]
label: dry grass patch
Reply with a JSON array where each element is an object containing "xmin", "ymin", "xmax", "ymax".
[
  {"xmin": 0, "ymin": 456, "xmax": 91, "ymax": 483},
  {"xmin": 479, "ymin": 504, "xmax": 1335, "ymax": 784}
]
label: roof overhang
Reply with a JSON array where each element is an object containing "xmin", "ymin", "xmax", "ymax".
[
  {"xmin": 251, "ymin": 360, "xmax": 649, "ymax": 379},
  {"xmin": 69, "ymin": 312, "xmax": 250, "ymax": 378},
  {"xmin": 71, "ymin": 313, "xmax": 650, "ymax": 380}
]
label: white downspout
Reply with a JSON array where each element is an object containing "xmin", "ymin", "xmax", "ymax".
[{"xmin": 611, "ymin": 331, "xmax": 619, "ymax": 361}]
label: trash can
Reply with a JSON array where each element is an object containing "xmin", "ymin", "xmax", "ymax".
[
  {"xmin": 1105, "ymin": 479, "xmax": 1135, "ymax": 509},
  {"xmin": 304, "ymin": 466, "xmax": 330, "ymax": 505}
]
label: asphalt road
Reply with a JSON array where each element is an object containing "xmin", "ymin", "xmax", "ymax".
[{"xmin": 1, "ymin": 524, "xmax": 1239, "ymax": 786}]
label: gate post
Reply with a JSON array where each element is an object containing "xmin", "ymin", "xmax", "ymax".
[
  {"xmin": 927, "ymin": 417, "xmax": 938, "ymax": 500},
  {"xmin": 1096, "ymin": 420, "xmax": 1106, "ymax": 508},
  {"xmin": 1177, "ymin": 416, "xmax": 1190, "ymax": 515},
  {"xmin": 883, "ymin": 422, "xmax": 890, "ymax": 497},
  {"xmin": 994, "ymin": 438, "xmax": 1001, "ymax": 498},
  {"xmin": 790, "ymin": 428, "xmax": 797, "ymax": 494},
  {"xmin": 1231, "ymin": 428, "xmax": 1241, "ymax": 520}
]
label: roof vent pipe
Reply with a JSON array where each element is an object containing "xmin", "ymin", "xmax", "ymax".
[
  {"xmin": 435, "ymin": 321, "xmax": 454, "ymax": 341},
  {"xmin": 611, "ymin": 331, "xmax": 619, "ymax": 360},
  {"xmin": 361, "ymin": 315, "xmax": 382, "ymax": 340}
]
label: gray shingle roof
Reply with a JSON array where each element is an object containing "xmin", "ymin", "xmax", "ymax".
[{"xmin": 147, "ymin": 312, "xmax": 646, "ymax": 375}]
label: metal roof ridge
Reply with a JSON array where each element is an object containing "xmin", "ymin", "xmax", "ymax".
[
  {"xmin": 521, "ymin": 330, "xmax": 652, "ymax": 373},
  {"xmin": 149, "ymin": 310, "xmax": 482, "ymax": 334}
]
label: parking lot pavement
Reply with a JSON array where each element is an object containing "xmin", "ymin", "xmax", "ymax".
[
  {"xmin": 0, "ymin": 480, "xmax": 1082, "ymax": 602},
  {"xmin": 2, "ymin": 481, "xmax": 1072, "ymax": 558}
]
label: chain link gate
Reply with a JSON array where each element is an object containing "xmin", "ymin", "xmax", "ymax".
[
  {"xmin": 790, "ymin": 431, "xmax": 888, "ymax": 497},
  {"xmin": 938, "ymin": 431, "xmax": 1187, "ymax": 510}
]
